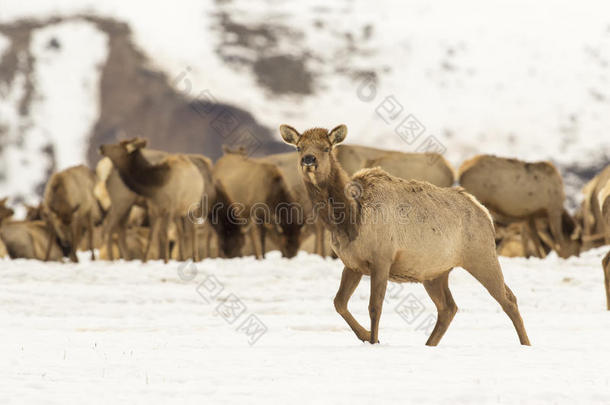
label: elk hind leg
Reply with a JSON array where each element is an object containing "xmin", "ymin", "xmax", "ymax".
[
  {"xmin": 464, "ymin": 258, "xmax": 531, "ymax": 345},
  {"xmin": 423, "ymin": 271, "xmax": 457, "ymax": 346}
]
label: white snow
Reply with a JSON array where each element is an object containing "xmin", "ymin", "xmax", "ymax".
[{"xmin": 1, "ymin": 249, "xmax": 610, "ymax": 403}]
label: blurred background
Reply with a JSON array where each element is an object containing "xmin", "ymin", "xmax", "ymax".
[{"xmin": 0, "ymin": 0, "xmax": 609, "ymax": 212}]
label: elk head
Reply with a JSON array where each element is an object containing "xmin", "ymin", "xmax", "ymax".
[
  {"xmin": 279, "ymin": 124, "xmax": 347, "ymax": 187},
  {"xmin": 99, "ymin": 138, "xmax": 148, "ymax": 165}
]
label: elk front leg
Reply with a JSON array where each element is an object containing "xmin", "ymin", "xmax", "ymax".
[
  {"xmin": 334, "ymin": 267, "xmax": 370, "ymax": 342},
  {"xmin": 369, "ymin": 263, "xmax": 390, "ymax": 344},
  {"xmin": 69, "ymin": 220, "xmax": 82, "ymax": 263},
  {"xmin": 144, "ymin": 215, "xmax": 159, "ymax": 262},
  {"xmin": 88, "ymin": 212, "xmax": 95, "ymax": 261}
]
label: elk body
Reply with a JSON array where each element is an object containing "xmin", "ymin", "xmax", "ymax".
[
  {"xmin": 365, "ymin": 151, "xmax": 455, "ymax": 187},
  {"xmin": 280, "ymin": 125, "xmax": 530, "ymax": 346},
  {"xmin": 42, "ymin": 165, "xmax": 102, "ymax": 262},
  {"xmin": 459, "ymin": 155, "xmax": 577, "ymax": 259},
  {"xmin": 100, "ymin": 139, "xmax": 204, "ymax": 263},
  {"xmin": 214, "ymin": 149, "xmax": 302, "ymax": 259}
]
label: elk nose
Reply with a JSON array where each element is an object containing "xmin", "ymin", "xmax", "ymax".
[{"xmin": 301, "ymin": 154, "xmax": 317, "ymax": 167}]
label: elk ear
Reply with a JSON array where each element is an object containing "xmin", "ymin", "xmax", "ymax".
[
  {"xmin": 328, "ymin": 124, "xmax": 347, "ymax": 145},
  {"xmin": 279, "ymin": 125, "xmax": 300, "ymax": 146},
  {"xmin": 0, "ymin": 197, "xmax": 7, "ymax": 206}
]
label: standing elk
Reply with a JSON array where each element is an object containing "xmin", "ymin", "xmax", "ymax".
[
  {"xmin": 280, "ymin": 124, "xmax": 530, "ymax": 346},
  {"xmin": 214, "ymin": 148, "xmax": 303, "ymax": 259},
  {"xmin": 42, "ymin": 165, "xmax": 102, "ymax": 262},
  {"xmin": 258, "ymin": 151, "xmax": 327, "ymax": 256},
  {"xmin": 459, "ymin": 155, "xmax": 579, "ymax": 259},
  {"xmin": 99, "ymin": 138, "xmax": 204, "ymax": 263}
]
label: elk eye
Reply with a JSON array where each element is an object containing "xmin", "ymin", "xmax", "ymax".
[
  {"xmin": 296, "ymin": 146, "xmax": 302, "ymax": 152},
  {"xmin": 323, "ymin": 147, "xmax": 330, "ymax": 152}
]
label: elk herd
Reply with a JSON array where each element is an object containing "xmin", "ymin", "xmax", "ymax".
[{"xmin": 0, "ymin": 125, "xmax": 609, "ymax": 345}]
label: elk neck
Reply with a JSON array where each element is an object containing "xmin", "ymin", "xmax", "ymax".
[
  {"xmin": 115, "ymin": 149, "xmax": 171, "ymax": 198},
  {"xmin": 304, "ymin": 154, "xmax": 360, "ymax": 241}
]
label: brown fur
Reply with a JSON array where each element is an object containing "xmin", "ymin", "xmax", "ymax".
[
  {"xmin": 100, "ymin": 139, "xmax": 204, "ymax": 263},
  {"xmin": 214, "ymin": 151, "xmax": 303, "ymax": 259},
  {"xmin": 580, "ymin": 165, "xmax": 610, "ymax": 250},
  {"xmin": 281, "ymin": 124, "xmax": 530, "ymax": 346},
  {"xmin": 0, "ymin": 220, "xmax": 65, "ymax": 261},
  {"xmin": 257, "ymin": 151, "xmax": 327, "ymax": 257},
  {"xmin": 459, "ymin": 155, "xmax": 578, "ymax": 259},
  {"xmin": 42, "ymin": 165, "xmax": 102, "ymax": 262},
  {"xmin": 365, "ymin": 151, "xmax": 455, "ymax": 187}
]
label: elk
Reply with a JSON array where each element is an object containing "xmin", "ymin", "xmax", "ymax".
[
  {"xmin": 459, "ymin": 155, "xmax": 578, "ymax": 259},
  {"xmin": 364, "ymin": 151, "xmax": 455, "ymax": 187},
  {"xmin": 42, "ymin": 165, "xmax": 102, "ymax": 262},
  {"xmin": 258, "ymin": 151, "xmax": 327, "ymax": 256},
  {"xmin": 96, "ymin": 152, "xmax": 164, "ymax": 260},
  {"xmin": 280, "ymin": 124, "xmax": 530, "ymax": 346},
  {"xmin": 334, "ymin": 144, "xmax": 388, "ymax": 176},
  {"xmin": 598, "ymin": 178, "xmax": 610, "ymax": 309},
  {"xmin": 1, "ymin": 220, "xmax": 66, "ymax": 261},
  {"xmin": 580, "ymin": 165, "xmax": 610, "ymax": 251},
  {"xmin": 99, "ymin": 138, "xmax": 203, "ymax": 263},
  {"xmin": 214, "ymin": 148, "xmax": 302, "ymax": 259}
]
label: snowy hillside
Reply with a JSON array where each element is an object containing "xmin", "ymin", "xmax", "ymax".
[
  {"xmin": 1, "ymin": 249, "xmax": 610, "ymax": 403},
  {"xmin": 1, "ymin": 0, "xmax": 610, "ymax": 208}
]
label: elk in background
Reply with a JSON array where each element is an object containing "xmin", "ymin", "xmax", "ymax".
[
  {"xmin": 364, "ymin": 151, "xmax": 455, "ymax": 187},
  {"xmin": 281, "ymin": 124, "xmax": 530, "ymax": 346},
  {"xmin": 42, "ymin": 165, "xmax": 102, "ymax": 262},
  {"xmin": 100, "ymin": 138, "xmax": 204, "ymax": 263},
  {"xmin": 459, "ymin": 155, "xmax": 580, "ymax": 259},
  {"xmin": 214, "ymin": 147, "xmax": 303, "ymax": 259},
  {"xmin": 580, "ymin": 165, "xmax": 610, "ymax": 251},
  {"xmin": 257, "ymin": 151, "xmax": 327, "ymax": 256}
]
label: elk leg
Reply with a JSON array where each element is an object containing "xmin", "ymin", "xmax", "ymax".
[
  {"xmin": 548, "ymin": 209, "xmax": 567, "ymax": 258},
  {"xmin": 175, "ymin": 217, "xmax": 185, "ymax": 261},
  {"xmin": 249, "ymin": 223, "xmax": 263, "ymax": 260},
  {"xmin": 526, "ymin": 219, "xmax": 546, "ymax": 258},
  {"xmin": 69, "ymin": 220, "xmax": 82, "ymax": 263},
  {"xmin": 144, "ymin": 215, "xmax": 159, "ymax": 262},
  {"xmin": 369, "ymin": 263, "xmax": 390, "ymax": 344},
  {"xmin": 334, "ymin": 267, "xmax": 370, "ymax": 342},
  {"xmin": 160, "ymin": 213, "xmax": 170, "ymax": 263},
  {"xmin": 465, "ymin": 258, "xmax": 530, "ymax": 345},
  {"xmin": 259, "ymin": 224, "xmax": 266, "ymax": 259},
  {"xmin": 88, "ymin": 212, "xmax": 95, "ymax": 261},
  {"xmin": 44, "ymin": 223, "xmax": 54, "ymax": 262},
  {"xmin": 603, "ymin": 251, "xmax": 610, "ymax": 311},
  {"xmin": 423, "ymin": 271, "xmax": 457, "ymax": 346},
  {"xmin": 117, "ymin": 224, "xmax": 129, "ymax": 260},
  {"xmin": 191, "ymin": 219, "xmax": 200, "ymax": 262}
]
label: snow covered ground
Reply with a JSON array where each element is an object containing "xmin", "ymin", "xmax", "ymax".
[{"xmin": 1, "ymin": 248, "xmax": 610, "ymax": 403}]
